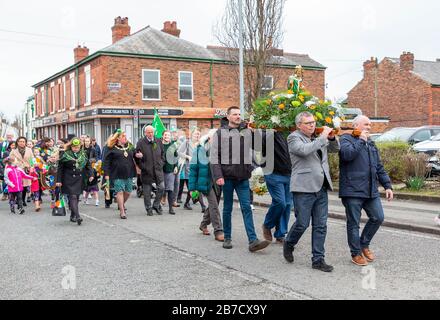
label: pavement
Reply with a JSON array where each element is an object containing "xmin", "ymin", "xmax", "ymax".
[{"xmin": 0, "ymin": 193, "xmax": 439, "ymax": 300}]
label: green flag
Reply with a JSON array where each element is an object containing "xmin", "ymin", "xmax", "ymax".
[{"xmin": 152, "ymin": 108, "xmax": 166, "ymax": 139}]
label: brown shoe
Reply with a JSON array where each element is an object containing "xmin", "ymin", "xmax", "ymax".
[
  {"xmin": 215, "ymin": 233, "xmax": 225, "ymax": 242},
  {"xmin": 362, "ymin": 248, "xmax": 375, "ymax": 262},
  {"xmin": 249, "ymin": 239, "xmax": 271, "ymax": 253},
  {"xmin": 262, "ymin": 224, "xmax": 273, "ymax": 242},
  {"xmin": 275, "ymin": 238, "xmax": 285, "ymax": 244},
  {"xmin": 200, "ymin": 227, "xmax": 211, "ymax": 236},
  {"xmin": 172, "ymin": 202, "xmax": 180, "ymax": 208},
  {"xmin": 352, "ymin": 255, "xmax": 368, "ymax": 267}
]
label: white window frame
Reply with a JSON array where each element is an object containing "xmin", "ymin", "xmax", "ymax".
[
  {"xmin": 62, "ymin": 77, "xmax": 66, "ymax": 111},
  {"xmin": 40, "ymin": 87, "xmax": 45, "ymax": 117},
  {"xmin": 70, "ymin": 72, "xmax": 76, "ymax": 110},
  {"xmin": 262, "ymin": 75, "xmax": 274, "ymax": 91},
  {"xmin": 85, "ymin": 65, "xmax": 91, "ymax": 107},
  {"xmin": 178, "ymin": 71, "xmax": 194, "ymax": 101},
  {"xmin": 142, "ymin": 69, "xmax": 161, "ymax": 101}
]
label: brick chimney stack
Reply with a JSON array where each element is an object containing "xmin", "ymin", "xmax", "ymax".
[
  {"xmin": 112, "ymin": 17, "xmax": 131, "ymax": 44},
  {"xmin": 400, "ymin": 51, "xmax": 414, "ymax": 71},
  {"xmin": 74, "ymin": 45, "xmax": 89, "ymax": 63},
  {"xmin": 363, "ymin": 57, "xmax": 378, "ymax": 77},
  {"xmin": 162, "ymin": 21, "xmax": 181, "ymax": 38}
]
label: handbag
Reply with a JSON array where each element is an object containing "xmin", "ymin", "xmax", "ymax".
[{"xmin": 52, "ymin": 188, "xmax": 67, "ymax": 217}]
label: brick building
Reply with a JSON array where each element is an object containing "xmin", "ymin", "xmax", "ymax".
[
  {"xmin": 32, "ymin": 17, "xmax": 326, "ymax": 146},
  {"xmin": 347, "ymin": 51, "xmax": 440, "ymax": 130}
]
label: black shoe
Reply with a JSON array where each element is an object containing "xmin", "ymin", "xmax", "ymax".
[
  {"xmin": 177, "ymin": 199, "xmax": 183, "ymax": 204},
  {"xmin": 184, "ymin": 203, "xmax": 193, "ymax": 210},
  {"xmin": 70, "ymin": 217, "xmax": 77, "ymax": 223},
  {"xmin": 146, "ymin": 209, "xmax": 154, "ymax": 216},
  {"xmin": 77, "ymin": 218, "xmax": 83, "ymax": 226},
  {"xmin": 169, "ymin": 209, "xmax": 176, "ymax": 215},
  {"xmin": 120, "ymin": 215, "xmax": 127, "ymax": 220},
  {"xmin": 312, "ymin": 260, "xmax": 334, "ymax": 273},
  {"xmin": 153, "ymin": 207, "xmax": 163, "ymax": 215},
  {"xmin": 283, "ymin": 242, "xmax": 295, "ymax": 263},
  {"xmin": 27, "ymin": 198, "xmax": 32, "ymax": 203},
  {"xmin": 18, "ymin": 208, "xmax": 25, "ymax": 215},
  {"xmin": 10, "ymin": 207, "xmax": 16, "ymax": 214},
  {"xmin": 201, "ymin": 207, "xmax": 207, "ymax": 214},
  {"xmin": 105, "ymin": 204, "xmax": 110, "ymax": 209},
  {"xmin": 22, "ymin": 202, "xmax": 27, "ymax": 207},
  {"xmin": 223, "ymin": 239, "xmax": 233, "ymax": 250}
]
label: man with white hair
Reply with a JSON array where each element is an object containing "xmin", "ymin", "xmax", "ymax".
[
  {"xmin": 339, "ymin": 115, "xmax": 393, "ymax": 267},
  {"xmin": 135, "ymin": 125, "xmax": 165, "ymax": 216}
]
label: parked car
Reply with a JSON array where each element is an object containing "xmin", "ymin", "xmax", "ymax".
[
  {"xmin": 370, "ymin": 133, "xmax": 382, "ymax": 141},
  {"xmin": 428, "ymin": 155, "xmax": 440, "ymax": 176},
  {"xmin": 413, "ymin": 133, "xmax": 440, "ymax": 156},
  {"xmin": 375, "ymin": 126, "xmax": 440, "ymax": 144}
]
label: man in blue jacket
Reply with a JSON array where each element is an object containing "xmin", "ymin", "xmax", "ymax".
[{"xmin": 339, "ymin": 116, "xmax": 394, "ymax": 267}]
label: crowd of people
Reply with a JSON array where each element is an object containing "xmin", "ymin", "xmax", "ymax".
[{"xmin": 0, "ymin": 107, "xmax": 396, "ymax": 272}]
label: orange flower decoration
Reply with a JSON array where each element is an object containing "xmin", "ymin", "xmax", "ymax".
[
  {"xmin": 329, "ymin": 111, "xmax": 335, "ymax": 116},
  {"xmin": 298, "ymin": 95, "xmax": 305, "ymax": 102},
  {"xmin": 288, "ymin": 90, "xmax": 294, "ymax": 95},
  {"xmin": 279, "ymin": 104, "xmax": 285, "ymax": 110},
  {"xmin": 325, "ymin": 117, "xmax": 332, "ymax": 124},
  {"xmin": 266, "ymin": 100, "xmax": 272, "ymax": 105}
]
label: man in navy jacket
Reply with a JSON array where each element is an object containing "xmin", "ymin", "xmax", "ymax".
[{"xmin": 339, "ymin": 116, "xmax": 394, "ymax": 267}]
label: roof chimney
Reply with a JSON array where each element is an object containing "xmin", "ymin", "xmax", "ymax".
[
  {"xmin": 162, "ymin": 21, "xmax": 181, "ymax": 38},
  {"xmin": 363, "ymin": 57, "xmax": 378, "ymax": 77},
  {"xmin": 400, "ymin": 51, "xmax": 414, "ymax": 71},
  {"xmin": 74, "ymin": 45, "xmax": 89, "ymax": 63},
  {"xmin": 112, "ymin": 17, "xmax": 131, "ymax": 44}
]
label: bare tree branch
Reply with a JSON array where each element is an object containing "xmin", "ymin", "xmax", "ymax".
[{"xmin": 214, "ymin": 0, "xmax": 286, "ymax": 112}]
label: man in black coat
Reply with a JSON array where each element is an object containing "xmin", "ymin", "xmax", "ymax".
[
  {"xmin": 339, "ymin": 116, "xmax": 394, "ymax": 267},
  {"xmin": 135, "ymin": 125, "xmax": 165, "ymax": 216}
]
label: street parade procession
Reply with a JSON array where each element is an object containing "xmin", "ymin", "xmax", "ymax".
[{"xmin": 0, "ymin": 70, "xmax": 405, "ymax": 273}]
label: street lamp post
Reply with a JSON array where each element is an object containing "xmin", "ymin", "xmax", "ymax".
[{"xmin": 238, "ymin": 0, "xmax": 245, "ymax": 119}]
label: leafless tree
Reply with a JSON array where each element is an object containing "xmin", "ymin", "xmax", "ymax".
[{"xmin": 214, "ymin": 0, "xmax": 286, "ymax": 110}]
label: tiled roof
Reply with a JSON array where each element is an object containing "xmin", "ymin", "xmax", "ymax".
[
  {"xmin": 207, "ymin": 46, "xmax": 325, "ymax": 69},
  {"xmin": 388, "ymin": 58, "xmax": 440, "ymax": 85}
]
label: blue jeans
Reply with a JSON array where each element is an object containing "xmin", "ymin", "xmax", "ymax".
[
  {"xmin": 223, "ymin": 179, "xmax": 257, "ymax": 243},
  {"xmin": 263, "ymin": 174, "xmax": 292, "ymax": 239},
  {"xmin": 342, "ymin": 197, "xmax": 385, "ymax": 257},
  {"xmin": 286, "ymin": 186, "xmax": 329, "ymax": 264}
]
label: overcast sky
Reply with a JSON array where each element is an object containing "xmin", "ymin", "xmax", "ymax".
[{"xmin": 0, "ymin": 0, "xmax": 439, "ymax": 121}]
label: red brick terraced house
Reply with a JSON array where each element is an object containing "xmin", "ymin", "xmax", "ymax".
[
  {"xmin": 32, "ymin": 17, "xmax": 326, "ymax": 146},
  {"xmin": 347, "ymin": 52, "xmax": 440, "ymax": 130}
]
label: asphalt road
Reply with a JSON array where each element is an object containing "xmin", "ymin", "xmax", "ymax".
[{"xmin": 0, "ymin": 195, "xmax": 439, "ymax": 300}]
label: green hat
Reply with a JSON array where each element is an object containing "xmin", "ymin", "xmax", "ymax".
[{"xmin": 72, "ymin": 138, "xmax": 81, "ymax": 146}]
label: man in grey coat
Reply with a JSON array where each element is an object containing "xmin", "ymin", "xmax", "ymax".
[{"xmin": 283, "ymin": 112, "xmax": 340, "ymax": 272}]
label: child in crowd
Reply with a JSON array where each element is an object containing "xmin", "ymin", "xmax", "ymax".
[
  {"xmin": 84, "ymin": 160, "xmax": 101, "ymax": 206},
  {"xmin": 3, "ymin": 157, "xmax": 36, "ymax": 214}
]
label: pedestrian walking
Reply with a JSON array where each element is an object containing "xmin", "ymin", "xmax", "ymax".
[
  {"xmin": 189, "ymin": 129, "xmax": 224, "ymax": 242},
  {"xmin": 103, "ymin": 130, "xmax": 136, "ymax": 219},
  {"xmin": 178, "ymin": 128, "xmax": 206, "ymax": 212},
  {"xmin": 9, "ymin": 137, "xmax": 34, "ymax": 207},
  {"xmin": 259, "ymin": 130, "xmax": 293, "ymax": 245},
  {"xmin": 135, "ymin": 126, "xmax": 165, "ymax": 216},
  {"xmin": 56, "ymin": 138, "xmax": 93, "ymax": 226},
  {"xmin": 339, "ymin": 116, "xmax": 394, "ymax": 266},
  {"xmin": 283, "ymin": 112, "xmax": 340, "ymax": 273},
  {"xmin": 210, "ymin": 106, "xmax": 271, "ymax": 252},
  {"xmin": 162, "ymin": 131, "xmax": 178, "ymax": 215},
  {"xmin": 3, "ymin": 157, "xmax": 36, "ymax": 214}
]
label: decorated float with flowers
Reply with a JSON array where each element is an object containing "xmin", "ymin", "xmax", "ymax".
[{"xmin": 250, "ymin": 66, "xmax": 345, "ymax": 133}]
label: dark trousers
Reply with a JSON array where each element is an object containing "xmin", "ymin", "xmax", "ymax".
[
  {"xmin": 342, "ymin": 197, "xmax": 385, "ymax": 257},
  {"xmin": 9, "ymin": 192, "xmax": 23, "ymax": 209},
  {"xmin": 286, "ymin": 186, "xmax": 329, "ymax": 264},
  {"xmin": 143, "ymin": 182, "xmax": 164, "ymax": 210},
  {"xmin": 177, "ymin": 179, "xmax": 188, "ymax": 201},
  {"xmin": 68, "ymin": 195, "xmax": 81, "ymax": 220}
]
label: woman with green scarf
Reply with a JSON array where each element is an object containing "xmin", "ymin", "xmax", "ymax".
[{"xmin": 56, "ymin": 138, "xmax": 93, "ymax": 226}]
